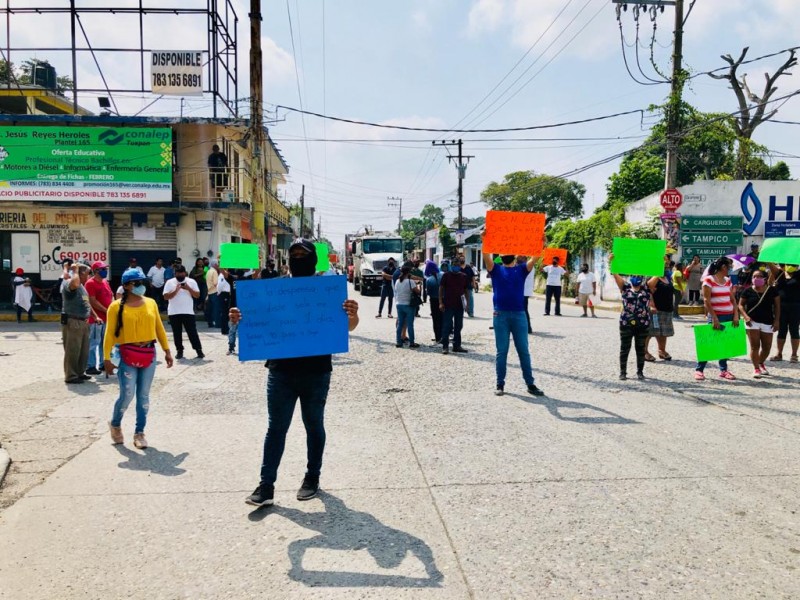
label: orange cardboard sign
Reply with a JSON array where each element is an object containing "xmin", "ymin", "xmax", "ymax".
[
  {"xmin": 329, "ymin": 254, "xmax": 339, "ymax": 264},
  {"xmin": 542, "ymin": 248, "xmax": 567, "ymax": 265},
  {"xmin": 482, "ymin": 211, "xmax": 546, "ymax": 256}
]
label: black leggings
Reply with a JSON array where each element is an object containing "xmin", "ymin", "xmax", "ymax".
[
  {"xmin": 778, "ymin": 303, "xmax": 800, "ymax": 340},
  {"xmin": 620, "ymin": 325, "xmax": 648, "ymax": 374},
  {"xmin": 688, "ymin": 289, "xmax": 700, "ymax": 303}
]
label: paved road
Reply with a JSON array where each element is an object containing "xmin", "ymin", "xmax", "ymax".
[{"xmin": 1, "ymin": 287, "xmax": 799, "ymax": 599}]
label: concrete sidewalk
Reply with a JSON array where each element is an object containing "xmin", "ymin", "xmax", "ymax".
[{"xmin": 1, "ymin": 290, "xmax": 800, "ymax": 598}]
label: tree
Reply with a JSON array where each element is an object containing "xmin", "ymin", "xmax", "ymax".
[
  {"xmin": 419, "ymin": 204, "xmax": 445, "ymax": 227},
  {"xmin": 438, "ymin": 224, "xmax": 456, "ymax": 256},
  {"xmin": 481, "ymin": 171, "xmax": 584, "ymax": 225},
  {"xmin": 709, "ymin": 47, "xmax": 797, "ymax": 178},
  {"xmin": 18, "ymin": 59, "xmax": 73, "ymax": 96}
]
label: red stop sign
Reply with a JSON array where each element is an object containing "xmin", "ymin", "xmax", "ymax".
[{"xmin": 660, "ymin": 188, "xmax": 682, "ymax": 211}]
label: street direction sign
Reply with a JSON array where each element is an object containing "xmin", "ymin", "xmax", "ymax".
[
  {"xmin": 681, "ymin": 247, "xmax": 736, "ymax": 260},
  {"xmin": 680, "ymin": 216, "xmax": 743, "ymax": 230},
  {"xmin": 680, "ymin": 232, "xmax": 742, "ymax": 246}
]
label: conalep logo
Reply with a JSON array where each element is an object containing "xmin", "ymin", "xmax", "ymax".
[
  {"xmin": 741, "ymin": 182, "xmax": 762, "ymax": 235},
  {"xmin": 98, "ymin": 129, "xmax": 124, "ymax": 145}
]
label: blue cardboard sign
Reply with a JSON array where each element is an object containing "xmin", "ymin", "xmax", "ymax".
[
  {"xmin": 236, "ymin": 276, "xmax": 349, "ymax": 361},
  {"xmin": 764, "ymin": 221, "xmax": 800, "ymax": 238}
]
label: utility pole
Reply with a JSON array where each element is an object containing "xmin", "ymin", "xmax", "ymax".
[
  {"xmin": 387, "ymin": 196, "xmax": 403, "ymax": 235},
  {"xmin": 664, "ymin": 0, "xmax": 684, "ymax": 190},
  {"xmin": 299, "ymin": 184, "xmax": 305, "ymax": 238},
  {"xmin": 317, "ymin": 218, "xmax": 322, "ymax": 240},
  {"xmin": 432, "ymin": 140, "xmax": 473, "ymax": 243},
  {"xmin": 249, "ymin": 0, "xmax": 266, "ymax": 249},
  {"xmin": 613, "ymin": 1, "xmax": 684, "ymax": 189}
]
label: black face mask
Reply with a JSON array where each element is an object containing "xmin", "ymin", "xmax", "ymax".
[
  {"xmin": 581, "ymin": 267, "xmax": 589, "ymax": 273},
  {"xmin": 501, "ymin": 255, "xmax": 515, "ymax": 265},
  {"xmin": 176, "ymin": 275, "xmax": 186, "ymax": 282},
  {"xmin": 289, "ymin": 254, "xmax": 316, "ymax": 277}
]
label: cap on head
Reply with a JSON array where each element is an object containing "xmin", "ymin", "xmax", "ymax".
[
  {"xmin": 15, "ymin": 267, "xmax": 23, "ymax": 275},
  {"xmin": 91, "ymin": 260, "xmax": 108, "ymax": 271},
  {"xmin": 289, "ymin": 238, "xmax": 317, "ymax": 256},
  {"xmin": 121, "ymin": 268, "xmax": 147, "ymax": 285}
]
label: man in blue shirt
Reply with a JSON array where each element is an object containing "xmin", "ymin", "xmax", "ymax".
[
  {"xmin": 426, "ymin": 261, "xmax": 446, "ymax": 343},
  {"xmin": 484, "ymin": 251, "xmax": 544, "ymax": 397}
]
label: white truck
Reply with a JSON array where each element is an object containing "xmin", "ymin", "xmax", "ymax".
[{"xmin": 348, "ymin": 234, "xmax": 404, "ymax": 296}]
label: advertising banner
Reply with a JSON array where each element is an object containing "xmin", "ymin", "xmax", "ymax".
[
  {"xmin": 151, "ymin": 51, "xmax": 204, "ymax": 96},
  {"xmin": 0, "ymin": 126, "xmax": 172, "ymax": 202}
]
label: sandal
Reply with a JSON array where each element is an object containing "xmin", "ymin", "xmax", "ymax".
[
  {"xmin": 770, "ymin": 354, "xmax": 783, "ymax": 362},
  {"xmin": 644, "ymin": 353, "xmax": 657, "ymax": 362},
  {"xmin": 792, "ymin": 355, "xmax": 799, "ymax": 363},
  {"xmin": 658, "ymin": 352, "xmax": 672, "ymax": 361}
]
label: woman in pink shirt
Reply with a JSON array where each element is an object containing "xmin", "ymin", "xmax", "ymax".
[{"xmin": 695, "ymin": 257, "xmax": 740, "ymax": 381}]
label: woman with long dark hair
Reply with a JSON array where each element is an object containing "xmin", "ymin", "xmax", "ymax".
[
  {"xmin": 739, "ymin": 269, "xmax": 780, "ymax": 378},
  {"xmin": 394, "ymin": 263, "xmax": 420, "ymax": 348},
  {"xmin": 104, "ymin": 268, "xmax": 173, "ymax": 448},
  {"xmin": 609, "ymin": 253, "xmax": 651, "ymax": 380},
  {"xmin": 695, "ymin": 256, "xmax": 740, "ymax": 381}
]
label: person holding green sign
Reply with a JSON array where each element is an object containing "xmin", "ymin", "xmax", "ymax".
[
  {"xmin": 695, "ymin": 257, "xmax": 740, "ymax": 381},
  {"xmin": 608, "ymin": 253, "xmax": 651, "ymax": 381}
]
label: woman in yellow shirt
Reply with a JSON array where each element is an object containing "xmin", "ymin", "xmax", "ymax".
[{"xmin": 104, "ymin": 268, "xmax": 173, "ymax": 449}]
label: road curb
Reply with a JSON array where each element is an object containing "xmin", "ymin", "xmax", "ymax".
[{"xmin": 0, "ymin": 445, "xmax": 10, "ymax": 489}]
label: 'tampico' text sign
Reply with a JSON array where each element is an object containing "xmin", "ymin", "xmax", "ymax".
[
  {"xmin": 542, "ymin": 248, "xmax": 568, "ymax": 265},
  {"xmin": 693, "ymin": 322, "xmax": 747, "ymax": 363},
  {"xmin": 482, "ymin": 211, "xmax": 546, "ymax": 256},
  {"xmin": 236, "ymin": 276, "xmax": 349, "ymax": 361},
  {"xmin": 757, "ymin": 237, "xmax": 800, "ymax": 265},
  {"xmin": 611, "ymin": 238, "xmax": 667, "ymax": 276}
]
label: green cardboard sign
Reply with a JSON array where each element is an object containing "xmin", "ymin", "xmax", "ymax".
[
  {"xmin": 315, "ymin": 243, "xmax": 330, "ymax": 272},
  {"xmin": 757, "ymin": 237, "xmax": 800, "ymax": 265},
  {"xmin": 219, "ymin": 243, "xmax": 260, "ymax": 269},
  {"xmin": 693, "ymin": 322, "xmax": 747, "ymax": 363},
  {"xmin": 610, "ymin": 238, "xmax": 667, "ymax": 276}
]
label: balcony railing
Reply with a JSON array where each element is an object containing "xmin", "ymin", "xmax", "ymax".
[{"xmin": 176, "ymin": 166, "xmax": 249, "ymax": 204}]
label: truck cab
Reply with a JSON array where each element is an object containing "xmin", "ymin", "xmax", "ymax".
[{"xmin": 351, "ymin": 235, "xmax": 404, "ymax": 295}]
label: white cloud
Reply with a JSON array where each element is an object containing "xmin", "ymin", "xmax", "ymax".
[
  {"xmin": 412, "ymin": 9, "xmax": 431, "ymax": 32},
  {"xmin": 263, "ymin": 36, "xmax": 295, "ymax": 85},
  {"xmin": 467, "ymin": 0, "xmax": 505, "ymax": 35}
]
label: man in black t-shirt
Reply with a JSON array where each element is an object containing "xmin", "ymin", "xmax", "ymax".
[
  {"xmin": 260, "ymin": 260, "xmax": 279, "ymax": 280},
  {"xmin": 231, "ymin": 240, "xmax": 360, "ymax": 507},
  {"xmin": 377, "ymin": 257, "xmax": 397, "ymax": 318}
]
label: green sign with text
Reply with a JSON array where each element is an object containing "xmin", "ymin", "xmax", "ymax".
[
  {"xmin": 680, "ymin": 216, "xmax": 743, "ymax": 230},
  {"xmin": 0, "ymin": 126, "xmax": 172, "ymax": 202},
  {"xmin": 680, "ymin": 232, "xmax": 743, "ymax": 246}
]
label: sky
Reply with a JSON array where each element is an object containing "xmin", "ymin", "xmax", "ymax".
[{"xmin": 4, "ymin": 0, "xmax": 800, "ymax": 251}]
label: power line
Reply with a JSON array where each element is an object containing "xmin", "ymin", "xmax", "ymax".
[{"xmin": 286, "ymin": 0, "xmax": 315, "ymax": 199}]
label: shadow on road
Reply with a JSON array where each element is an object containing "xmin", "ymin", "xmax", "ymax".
[
  {"xmin": 248, "ymin": 491, "xmax": 444, "ymax": 588},
  {"xmin": 508, "ymin": 393, "xmax": 640, "ymax": 425},
  {"xmin": 114, "ymin": 444, "xmax": 189, "ymax": 476}
]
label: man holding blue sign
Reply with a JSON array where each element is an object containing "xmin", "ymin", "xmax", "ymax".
[{"xmin": 231, "ymin": 239, "xmax": 360, "ymax": 508}]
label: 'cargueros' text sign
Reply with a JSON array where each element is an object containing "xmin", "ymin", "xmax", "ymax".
[{"xmin": 151, "ymin": 51, "xmax": 203, "ymax": 96}]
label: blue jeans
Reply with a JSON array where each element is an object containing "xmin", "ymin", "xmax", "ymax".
[
  {"xmin": 696, "ymin": 313, "xmax": 734, "ymax": 372},
  {"xmin": 111, "ymin": 355, "xmax": 156, "ymax": 433},
  {"xmin": 260, "ymin": 370, "xmax": 332, "ymax": 485},
  {"xmin": 396, "ymin": 304, "xmax": 416, "ymax": 344},
  {"xmin": 205, "ymin": 292, "xmax": 219, "ymax": 327},
  {"xmin": 493, "ymin": 311, "xmax": 535, "ymax": 387},
  {"xmin": 228, "ymin": 322, "xmax": 238, "ymax": 351},
  {"xmin": 87, "ymin": 322, "xmax": 105, "ymax": 370},
  {"xmin": 441, "ymin": 306, "xmax": 464, "ymax": 349}
]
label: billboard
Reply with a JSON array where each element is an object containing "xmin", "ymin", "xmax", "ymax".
[
  {"xmin": 151, "ymin": 51, "xmax": 204, "ymax": 96},
  {"xmin": 0, "ymin": 126, "xmax": 172, "ymax": 202}
]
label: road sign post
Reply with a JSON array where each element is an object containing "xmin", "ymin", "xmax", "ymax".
[
  {"xmin": 680, "ymin": 232, "xmax": 743, "ymax": 246},
  {"xmin": 680, "ymin": 216, "xmax": 743, "ymax": 231}
]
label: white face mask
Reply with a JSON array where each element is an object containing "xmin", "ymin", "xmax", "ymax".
[{"xmin": 131, "ymin": 284, "xmax": 147, "ymax": 296}]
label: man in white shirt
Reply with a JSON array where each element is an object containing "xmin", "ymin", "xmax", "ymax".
[
  {"xmin": 520, "ymin": 255, "xmax": 535, "ymax": 334},
  {"xmin": 163, "ymin": 265, "xmax": 204, "ymax": 359},
  {"xmin": 147, "ymin": 257, "xmax": 166, "ymax": 310},
  {"xmin": 576, "ymin": 263, "xmax": 597, "ymax": 318},
  {"xmin": 542, "ymin": 256, "xmax": 568, "ymax": 316}
]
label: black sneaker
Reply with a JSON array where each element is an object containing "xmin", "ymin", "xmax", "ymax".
[
  {"xmin": 79, "ymin": 374, "xmax": 92, "ymax": 381},
  {"xmin": 297, "ymin": 475, "xmax": 319, "ymax": 501},
  {"xmin": 527, "ymin": 384, "xmax": 545, "ymax": 396},
  {"xmin": 637, "ymin": 371, "xmax": 645, "ymax": 380},
  {"xmin": 245, "ymin": 484, "xmax": 274, "ymax": 507},
  {"xmin": 196, "ymin": 351, "xmax": 205, "ymax": 359},
  {"xmin": 494, "ymin": 386, "xmax": 504, "ymax": 396},
  {"xmin": 175, "ymin": 351, "xmax": 184, "ymax": 359},
  {"xmin": 619, "ymin": 372, "xmax": 627, "ymax": 381},
  {"xmin": 452, "ymin": 347, "xmax": 468, "ymax": 353},
  {"xmin": 409, "ymin": 343, "xmax": 420, "ymax": 348},
  {"xmin": 85, "ymin": 367, "xmax": 101, "ymax": 375}
]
